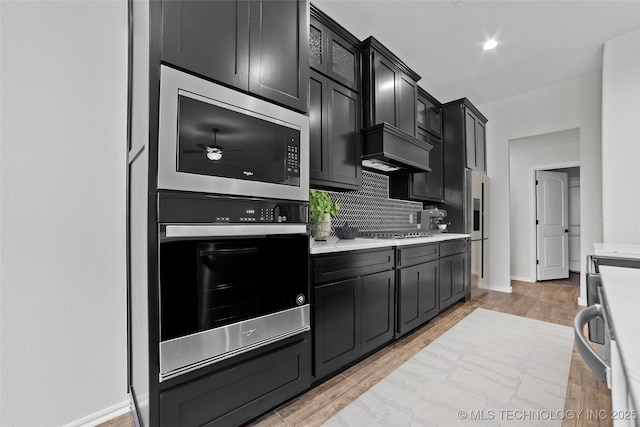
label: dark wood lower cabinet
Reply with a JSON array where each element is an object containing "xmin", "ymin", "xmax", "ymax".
[
  {"xmin": 397, "ymin": 259, "xmax": 439, "ymax": 337},
  {"xmin": 159, "ymin": 337, "xmax": 311, "ymax": 427},
  {"xmin": 439, "ymin": 251, "xmax": 467, "ymax": 311},
  {"xmin": 311, "ymin": 240, "xmax": 467, "ymax": 399},
  {"xmin": 360, "ymin": 270, "xmax": 395, "ymax": 354},
  {"xmin": 312, "ymin": 249, "xmax": 395, "ymax": 380},
  {"xmin": 314, "ymin": 277, "xmax": 361, "ymax": 379},
  {"xmin": 313, "ymin": 248, "xmax": 394, "ymax": 284},
  {"xmin": 313, "ymin": 269, "xmax": 395, "ymax": 379}
]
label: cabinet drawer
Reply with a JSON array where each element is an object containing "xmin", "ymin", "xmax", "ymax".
[
  {"xmin": 313, "ymin": 248, "xmax": 394, "ymax": 284},
  {"xmin": 397, "ymin": 243, "xmax": 439, "ymax": 268},
  {"xmin": 160, "ymin": 337, "xmax": 310, "ymax": 427},
  {"xmin": 439, "ymin": 239, "xmax": 467, "ymax": 257}
]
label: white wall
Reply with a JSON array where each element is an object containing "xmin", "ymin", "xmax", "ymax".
[
  {"xmin": 508, "ymin": 129, "xmax": 580, "ymax": 282},
  {"xmin": 479, "ymin": 71, "xmax": 603, "ymax": 303},
  {"xmin": 0, "ymin": 2, "xmax": 128, "ymax": 426},
  {"xmin": 602, "ymin": 29, "xmax": 640, "ymax": 243},
  {"xmin": 553, "ymin": 167, "xmax": 582, "ymax": 273}
]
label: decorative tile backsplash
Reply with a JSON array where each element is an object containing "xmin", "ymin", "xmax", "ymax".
[{"xmin": 324, "ymin": 171, "xmax": 424, "ymax": 235}]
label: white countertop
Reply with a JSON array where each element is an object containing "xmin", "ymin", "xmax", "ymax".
[
  {"xmin": 594, "ymin": 242, "xmax": 640, "ymax": 259},
  {"xmin": 310, "ymin": 233, "xmax": 470, "ymax": 254},
  {"xmin": 598, "ymin": 265, "xmax": 640, "ymax": 414}
]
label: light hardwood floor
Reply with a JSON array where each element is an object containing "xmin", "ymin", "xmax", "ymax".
[{"xmin": 103, "ymin": 274, "xmax": 612, "ymax": 427}]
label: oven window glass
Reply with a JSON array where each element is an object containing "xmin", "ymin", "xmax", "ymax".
[
  {"xmin": 177, "ymin": 95, "xmax": 300, "ymax": 185},
  {"xmin": 159, "ymin": 234, "xmax": 308, "ymax": 341}
]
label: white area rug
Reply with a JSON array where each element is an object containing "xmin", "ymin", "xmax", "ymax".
[{"xmin": 324, "ymin": 308, "xmax": 574, "ymax": 426}]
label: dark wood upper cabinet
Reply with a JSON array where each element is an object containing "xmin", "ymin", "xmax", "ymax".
[
  {"xmin": 389, "ymin": 87, "xmax": 443, "ymax": 201},
  {"xmin": 397, "ymin": 74, "xmax": 419, "ymax": 136},
  {"xmin": 309, "ymin": 5, "xmax": 362, "ymax": 191},
  {"xmin": 362, "ymin": 36, "xmax": 420, "ymax": 137},
  {"xmin": 372, "ymin": 56, "xmax": 397, "ymax": 127},
  {"xmin": 417, "ymin": 87, "xmax": 442, "ymax": 139},
  {"xmin": 309, "ymin": 73, "xmax": 325, "ymax": 178},
  {"xmin": 389, "ymin": 131, "xmax": 443, "ymax": 202},
  {"xmin": 440, "ymin": 99, "xmax": 487, "ymax": 231},
  {"xmin": 309, "ymin": 5, "xmax": 361, "ymax": 92},
  {"xmin": 249, "ymin": 0, "xmax": 309, "ymax": 112},
  {"xmin": 465, "ymin": 110, "xmax": 477, "ymax": 170},
  {"xmin": 454, "ymin": 99, "xmax": 487, "ymax": 173},
  {"xmin": 161, "ymin": 0, "xmax": 250, "ymax": 90},
  {"xmin": 309, "ymin": 70, "xmax": 361, "ymax": 190},
  {"xmin": 474, "ymin": 116, "xmax": 486, "ymax": 172},
  {"xmin": 441, "ymin": 98, "xmax": 487, "ymax": 174},
  {"xmin": 161, "ymin": 0, "xmax": 308, "ymax": 113}
]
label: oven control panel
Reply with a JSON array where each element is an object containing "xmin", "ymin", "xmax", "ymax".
[
  {"xmin": 233, "ymin": 208, "xmax": 272, "ymax": 222},
  {"xmin": 159, "ymin": 192, "xmax": 309, "ymax": 224}
]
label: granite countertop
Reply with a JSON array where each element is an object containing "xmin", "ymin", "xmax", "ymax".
[
  {"xmin": 598, "ymin": 265, "xmax": 640, "ymax": 415},
  {"xmin": 310, "ymin": 233, "xmax": 470, "ymax": 254},
  {"xmin": 594, "ymin": 242, "xmax": 640, "ymax": 258}
]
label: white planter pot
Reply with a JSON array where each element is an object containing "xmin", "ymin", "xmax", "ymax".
[{"xmin": 311, "ymin": 213, "xmax": 331, "ymax": 240}]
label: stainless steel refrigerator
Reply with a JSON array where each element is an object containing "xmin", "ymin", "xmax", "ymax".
[{"xmin": 467, "ymin": 169, "xmax": 490, "ymax": 289}]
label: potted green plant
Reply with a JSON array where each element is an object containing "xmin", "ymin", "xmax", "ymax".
[{"xmin": 309, "ymin": 189, "xmax": 340, "ymax": 240}]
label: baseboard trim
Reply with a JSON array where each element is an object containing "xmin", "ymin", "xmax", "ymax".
[
  {"xmin": 510, "ymin": 275, "xmax": 535, "ymax": 283},
  {"xmin": 63, "ymin": 399, "xmax": 131, "ymax": 427},
  {"xmin": 486, "ymin": 284, "xmax": 513, "ymax": 293}
]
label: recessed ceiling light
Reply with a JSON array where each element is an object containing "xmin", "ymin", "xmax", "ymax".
[{"xmin": 483, "ymin": 39, "xmax": 498, "ymax": 50}]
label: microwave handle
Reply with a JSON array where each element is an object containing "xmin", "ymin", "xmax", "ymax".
[{"xmin": 574, "ymin": 304, "xmax": 611, "ymax": 388}]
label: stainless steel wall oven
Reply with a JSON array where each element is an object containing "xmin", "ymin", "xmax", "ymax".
[{"xmin": 158, "ymin": 193, "xmax": 310, "ymax": 382}]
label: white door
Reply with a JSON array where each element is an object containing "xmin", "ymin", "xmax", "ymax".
[{"xmin": 536, "ymin": 170, "xmax": 569, "ymax": 280}]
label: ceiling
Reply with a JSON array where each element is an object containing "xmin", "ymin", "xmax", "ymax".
[{"xmin": 312, "ymin": 0, "xmax": 640, "ymax": 106}]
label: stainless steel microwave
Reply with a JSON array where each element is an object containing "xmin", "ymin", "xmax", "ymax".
[{"xmin": 158, "ymin": 65, "xmax": 310, "ymax": 201}]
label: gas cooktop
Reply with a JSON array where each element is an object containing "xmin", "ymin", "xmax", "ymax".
[{"xmin": 359, "ymin": 230, "xmax": 433, "ymax": 239}]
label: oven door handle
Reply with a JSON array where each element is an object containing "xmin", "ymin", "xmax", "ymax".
[
  {"xmin": 164, "ymin": 224, "xmax": 307, "ymax": 238},
  {"xmin": 200, "ymin": 247, "xmax": 258, "ymax": 256},
  {"xmin": 574, "ymin": 304, "xmax": 611, "ymax": 388}
]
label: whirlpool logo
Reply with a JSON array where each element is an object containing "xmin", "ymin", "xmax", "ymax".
[{"xmin": 243, "ymin": 171, "xmax": 254, "ymax": 177}]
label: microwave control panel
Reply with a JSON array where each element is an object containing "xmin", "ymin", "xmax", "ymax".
[{"xmin": 286, "ymin": 144, "xmax": 300, "ymax": 177}]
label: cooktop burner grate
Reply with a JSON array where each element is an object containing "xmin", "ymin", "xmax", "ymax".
[{"xmin": 359, "ymin": 230, "xmax": 433, "ymax": 239}]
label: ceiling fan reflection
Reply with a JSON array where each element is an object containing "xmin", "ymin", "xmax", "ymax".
[{"xmin": 182, "ymin": 128, "xmax": 243, "ymax": 161}]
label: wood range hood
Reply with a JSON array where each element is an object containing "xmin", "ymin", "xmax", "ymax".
[{"xmin": 361, "ymin": 123, "xmax": 433, "ymax": 174}]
